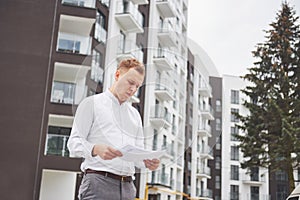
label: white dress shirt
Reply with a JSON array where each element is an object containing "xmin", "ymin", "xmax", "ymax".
[{"xmin": 67, "ymin": 90, "xmax": 145, "ymax": 176}]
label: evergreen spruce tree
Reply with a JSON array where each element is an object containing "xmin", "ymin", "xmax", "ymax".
[{"xmin": 236, "ymin": 2, "xmax": 300, "ymax": 194}]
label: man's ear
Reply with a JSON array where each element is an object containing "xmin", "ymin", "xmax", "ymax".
[{"xmin": 115, "ymin": 70, "xmax": 120, "ymax": 81}]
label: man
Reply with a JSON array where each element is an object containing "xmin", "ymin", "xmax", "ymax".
[{"xmin": 68, "ymin": 58, "xmax": 160, "ymax": 200}]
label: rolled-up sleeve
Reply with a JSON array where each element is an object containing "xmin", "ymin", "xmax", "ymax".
[{"xmin": 67, "ymin": 96, "xmax": 95, "ymax": 158}]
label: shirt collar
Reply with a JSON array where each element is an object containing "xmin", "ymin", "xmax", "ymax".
[{"xmin": 105, "ymin": 89, "xmax": 128, "ymax": 106}]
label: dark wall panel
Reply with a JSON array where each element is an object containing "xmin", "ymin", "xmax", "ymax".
[{"xmin": 0, "ymin": 0, "xmax": 57, "ymax": 199}]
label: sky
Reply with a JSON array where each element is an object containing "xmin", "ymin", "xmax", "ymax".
[{"xmin": 187, "ymin": 0, "xmax": 300, "ymax": 76}]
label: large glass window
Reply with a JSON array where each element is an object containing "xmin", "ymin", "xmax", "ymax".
[
  {"xmin": 250, "ymin": 186, "xmax": 259, "ymax": 200},
  {"xmin": 231, "ymin": 126, "xmax": 239, "ymax": 141},
  {"xmin": 250, "ymin": 167, "xmax": 259, "ymax": 181},
  {"xmin": 216, "ymin": 99, "xmax": 222, "ymax": 112},
  {"xmin": 91, "ymin": 50, "xmax": 104, "ymax": 84},
  {"xmin": 231, "ymin": 108, "xmax": 239, "ymax": 122},
  {"xmin": 231, "ymin": 165, "xmax": 239, "ymax": 180},
  {"xmin": 95, "ymin": 11, "xmax": 107, "ymax": 43},
  {"xmin": 51, "ymin": 81, "xmax": 75, "ymax": 104},
  {"xmin": 215, "ymin": 175, "xmax": 220, "ymax": 189},
  {"xmin": 230, "ymin": 185, "xmax": 239, "ymax": 200},
  {"xmin": 216, "ymin": 118, "xmax": 221, "ymax": 131},
  {"xmin": 231, "ymin": 90, "xmax": 239, "ymax": 104},
  {"xmin": 231, "ymin": 146, "xmax": 239, "ymax": 161}
]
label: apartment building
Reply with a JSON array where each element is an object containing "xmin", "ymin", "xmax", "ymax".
[
  {"xmin": 183, "ymin": 41, "xmax": 216, "ymax": 200},
  {"xmin": 221, "ymin": 75, "xmax": 269, "ymax": 200},
  {"xmin": 141, "ymin": 1, "xmax": 188, "ymax": 200},
  {"xmin": 1, "ymin": 0, "xmax": 190, "ymax": 199}
]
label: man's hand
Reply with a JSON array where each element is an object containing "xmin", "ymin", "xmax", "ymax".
[
  {"xmin": 92, "ymin": 144, "xmax": 123, "ymax": 160},
  {"xmin": 144, "ymin": 159, "xmax": 160, "ymax": 171}
]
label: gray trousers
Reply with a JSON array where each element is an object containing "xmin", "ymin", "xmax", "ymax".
[{"xmin": 78, "ymin": 173, "xmax": 136, "ymax": 200}]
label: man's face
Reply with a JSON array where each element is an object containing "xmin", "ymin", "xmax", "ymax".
[{"xmin": 114, "ymin": 68, "xmax": 144, "ymax": 104}]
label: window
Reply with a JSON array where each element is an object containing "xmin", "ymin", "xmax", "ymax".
[
  {"xmin": 215, "ymin": 156, "xmax": 221, "ymax": 169},
  {"xmin": 230, "ymin": 185, "xmax": 239, "ymax": 200},
  {"xmin": 91, "ymin": 50, "xmax": 104, "ymax": 84},
  {"xmin": 250, "ymin": 186, "xmax": 259, "ymax": 200},
  {"xmin": 231, "ymin": 165, "xmax": 239, "ymax": 180},
  {"xmin": 276, "ymin": 170, "xmax": 288, "ymax": 181},
  {"xmin": 231, "ymin": 126, "xmax": 239, "ymax": 141},
  {"xmin": 215, "ymin": 175, "xmax": 220, "ymax": 189},
  {"xmin": 153, "ymin": 130, "xmax": 157, "ymax": 150},
  {"xmin": 231, "ymin": 146, "xmax": 239, "ymax": 161},
  {"xmin": 231, "ymin": 108, "xmax": 239, "ymax": 122},
  {"xmin": 250, "ymin": 167, "xmax": 259, "ymax": 181},
  {"xmin": 216, "ymin": 118, "xmax": 221, "ymax": 131},
  {"xmin": 51, "ymin": 81, "xmax": 75, "ymax": 104},
  {"xmin": 118, "ymin": 31, "xmax": 126, "ymax": 53},
  {"xmin": 95, "ymin": 11, "xmax": 107, "ymax": 43},
  {"xmin": 45, "ymin": 126, "xmax": 71, "ymax": 157},
  {"xmin": 231, "ymin": 90, "xmax": 239, "ymax": 104},
  {"xmin": 216, "ymin": 100, "xmax": 222, "ymax": 112}
]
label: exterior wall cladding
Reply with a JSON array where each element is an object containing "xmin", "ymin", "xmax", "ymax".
[{"xmin": 1, "ymin": 0, "xmax": 294, "ymax": 200}]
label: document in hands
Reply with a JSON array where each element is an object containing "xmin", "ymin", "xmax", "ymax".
[{"xmin": 119, "ymin": 145, "xmax": 166, "ymax": 162}]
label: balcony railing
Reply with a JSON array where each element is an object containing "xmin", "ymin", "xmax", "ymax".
[
  {"xmin": 154, "ymin": 79, "xmax": 175, "ymax": 101},
  {"xmin": 196, "ymin": 165, "xmax": 211, "ymax": 177},
  {"xmin": 197, "ymin": 189, "xmax": 213, "ymax": 198},
  {"xmin": 153, "ymin": 48, "xmax": 174, "ymax": 71},
  {"xmin": 200, "ymin": 104, "xmax": 214, "ymax": 120},
  {"xmin": 62, "ymin": 0, "xmax": 96, "ymax": 8},
  {"xmin": 99, "ymin": 0, "xmax": 110, "ymax": 7},
  {"xmin": 45, "ymin": 134, "xmax": 70, "ymax": 157},
  {"xmin": 51, "ymin": 81, "xmax": 75, "ymax": 104},
  {"xmin": 117, "ymin": 39, "xmax": 144, "ymax": 61},
  {"xmin": 57, "ymin": 33, "xmax": 92, "ymax": 55},
  {"xmin": 149, "ymin": 105, "xmax": 171, "ymax": 128},
  {"xmin": 157, "ymin": 21, "xmax": 177, "ymax": 47},
  {"xmin": 199, "ymin": 145, "xmax": 213, "ymax": 159},
  {"xmin": 155, "ymin": 172, "xmax": 170, "ymax": 186},
  {"xmin": 95, "ymin": 24, "xmax": 107, "ymax": 44}
]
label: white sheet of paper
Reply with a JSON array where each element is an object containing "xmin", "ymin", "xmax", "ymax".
[{"xmin": 119, "ymin": 145, "xmax": 166, "ymax": 162}]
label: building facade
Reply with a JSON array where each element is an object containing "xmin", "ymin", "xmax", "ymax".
[{"xmin": 221, "ymin": 75, "xmax": 269, "ymax": 200}]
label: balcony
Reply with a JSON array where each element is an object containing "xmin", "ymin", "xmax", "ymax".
[
  {"xmin": 197, "ymin": 125, "xmax": 212, "ymax": 138},
  {"xmin": 156, "ymin": 0, "xmax": 176, "ymax": 18},
  {"xmin": 199, "ymin": 81, "xmax": 212, "ymax": 97},
  {"xmin": 200, "ymin": 104, "xmax": 214, "ymax": 120},
  {"xmin": 117, "ymin": 39, "xmax": 144, "ymax": 62},
  {"xmin": 59, "ymin": 14, "xmax": 95, "ymax": 37},
  {"xmin": 199, "ymin": 145, "xmax": 214, "ymax": 160},
  {"xmin": 160, "ymin": 143, "xmax": 175, "ymax": 159},
  {"xmin": 196, "ymin": 166, "xmax": 211, "ymax": 179},
  {"xmin": 154, "ymin": 172, "xmax": 171, "ymax": 187},
  {"xmin": 149, "ymin": 105, "xmax": 171, "ymax": 129},
  {"xmin": 51, "ymin": 62, "xmax": 89, "ymax": 105},
  {"xmin": 45, "ymin": 114, "xmax": 74, "ymax": 157},
  {"xmin": 157, "ymin": 22, "xmax": 177, "ymax": 47},
  {"xmin": 57, "ymin": 15, "xmax": 94, "ymax": 55},
  {"xmin": 62, "ymin": 0, "xmax": 95, "ymax": 8},
  {"xmin": 196, "ymin": 189, "xmax": 213, "ymax": 199},
  {"xmin": 130, "ymin": 0, "xmax": 148, "ymax": 5},
  {"xmin": 154, "ymin": 81, "xmax": 175, "ymax": 101},
  {"xmin": 153, "ymin": 48, "xmax": 174, "ymax": 71},
  {"xmin": 241, "ymin": 173, "xmax": 265, "ymax": 186},
  {"xmin": 115, "ymin": 1, "xmax": 144, "ymax": 33}
]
